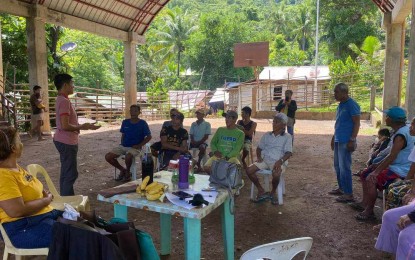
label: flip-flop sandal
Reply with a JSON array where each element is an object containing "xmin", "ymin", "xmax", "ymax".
[
  {"xmin": 115, "ymin": 174, "xmax": 125, "ymax": 181},
  {"xmin": 123, "ymin": 173, "xmax": 132, "ymax": 182},
  {"xmin": 335, "ymin": 196, "xmax": 355, "ymax": 203},
  {"xmin": 328, "ymin": 189, "xmax": 343, "ymax": 195},
  {"xmin": 252, "ymin": 193, "xmax": 270, "ymax": 203},
  {"xmin": 271, "ymin": 195, "xmax": 279, "ymax": 205},
  {"xmin": 355, "ymin": 212, "xmax": 376, "ymax": 221},
  {"xmin": 349, "ymin": 202, "xmax": 365, "ymax": 211},
  {"xmin": 115, "ymin": 170, "xmax": 127, "ymax": 181}
]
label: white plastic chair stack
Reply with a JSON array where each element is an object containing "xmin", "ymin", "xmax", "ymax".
[
  {"xmin": 250, "ymin": 164, "xmax": 287, "ymax": 205},
  {"xmin": 240, "ymin": 237, "xmax": 313, "ymax": 260},
  {"xmin": 0, "ymin": 223, "xmax": 49, "ymax": 260}
]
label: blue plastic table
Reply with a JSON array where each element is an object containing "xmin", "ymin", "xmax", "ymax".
[{"xmin": 97, "ymin": 171, "xmax": 234, "ymax": 260}]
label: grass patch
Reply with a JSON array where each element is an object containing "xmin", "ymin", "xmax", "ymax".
[{"xmin": 298, "ymin": 96, "xmax": 383, "ymax": 113}]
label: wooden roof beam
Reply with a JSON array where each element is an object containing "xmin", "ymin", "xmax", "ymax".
[{"xmin": 0, "ymin": 0, "xmax": 145, "ymax": 43}]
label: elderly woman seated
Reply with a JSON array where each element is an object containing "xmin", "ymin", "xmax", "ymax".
[
  {"xmin": 246, "ymin": 113, "xmax": 292, "ymax": 205},
  {"xmin": 0, "ymin": 126, "xmax": 61, "ymax": 248},
  {"xmin": 351, "ymin": 107, "xmax": 415, "ymax": 221}
]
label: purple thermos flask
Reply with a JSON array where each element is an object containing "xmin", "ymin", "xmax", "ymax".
[{"xmin": 178, "ymin": 155, "xmax": 189, "ymax": 189}]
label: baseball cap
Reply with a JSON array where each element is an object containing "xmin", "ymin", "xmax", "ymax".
[
  {"xmin": 195, "ymin": 109, "xmax": 205, "ymax": 115},
  {"xmin": 383, "ymin": 106, "xmax": 407, "ymax": 121},
  {"xmin": 222, "ymin": 110, "xmax": 238, "ymax": 119}
]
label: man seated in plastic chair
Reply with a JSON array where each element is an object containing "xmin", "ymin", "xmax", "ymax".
[
  {"xmin": 160, "ymin": 112, "xmax": 190, "ymax": 169},
  {"xmin": 246, "ymin": 113, "xmax": 292, "ymax": 205},
  {"xmin": 150, "ymin": 108, "xmax": 182, "ymax": 159},
  {"xmin": 189, "ymin": 109, "xmax": 211, "ymax": 172},
  {"xmin": 203, "ymin": 110, "xmax": 245, "ymax": 174},
  {"xmin": 105, "ymin": 104, "xmax": 152, "ymax": 181}
]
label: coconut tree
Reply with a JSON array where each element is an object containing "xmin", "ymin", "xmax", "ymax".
[
  {"xmin": 153, "ymin": 8, "xmax": 198, "ymax": 77},
  {"xmin": 291, "ymin": 4, "xmax": 313, "ymax": 51}
]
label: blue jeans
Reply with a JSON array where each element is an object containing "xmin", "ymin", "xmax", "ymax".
[
  {"xmin": 2, "ymin": 210, "xmax": 62, "ymax": 248},
  {"xmin": 333, "ymin": 142, "xmax": 353, "ymax": 195},
  {"xmin": 287, "ymin": 125, "xmax": 294, "ymax": 143},
  {"xmin": 54, "ymin": 140, "xmax": 79, "ymax": 196}
]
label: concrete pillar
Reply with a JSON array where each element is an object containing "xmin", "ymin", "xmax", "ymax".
[
  {"xmin": 405, "ymin": 1, "xmax": 415, "ymax": 120},
  {"xmin": 123, "ymin": 32, "xmax": 138, "ymax": 118},
  {"xmin": 26, "ymin": 14, "xmax": 50, "ymax": 132},
  {"xmin": 382, "ymin": 12, "xmax": 405, "ymax": 111}
]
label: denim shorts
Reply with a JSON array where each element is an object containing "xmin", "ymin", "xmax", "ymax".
[{"xmin": 1, "ymin": 209, "xmax": 62, "ymax": 249}]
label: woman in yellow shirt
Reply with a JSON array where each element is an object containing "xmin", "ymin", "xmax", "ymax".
[{"xmin": 0, "ymin": 126, "xmax": 61, "ymax": 248}]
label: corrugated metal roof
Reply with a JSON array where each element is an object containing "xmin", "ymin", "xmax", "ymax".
[
  {"xmin": 371, "ymin": 0, "xmax": 396, "ymax": 13},
  {"xmin": 259, "ymin": 66, "xmax": 330, "ymax": 81},
  {"xmin": 18, "ymin": 0, "xmax": 170, "ymax": 35}
]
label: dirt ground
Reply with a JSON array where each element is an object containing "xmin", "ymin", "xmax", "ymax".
[{"xmin": 3, "ymin": 118, "xmax": 388, "ymax": 259}]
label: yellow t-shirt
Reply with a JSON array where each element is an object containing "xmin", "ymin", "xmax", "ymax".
[{"xmin": 0, "ymin": 166, "xmax": 53, "ymax": 223}]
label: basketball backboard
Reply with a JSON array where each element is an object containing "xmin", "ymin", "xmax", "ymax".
[{"xmin": 234, "ymin": 42, "xmax": 269, "ymax": 67}]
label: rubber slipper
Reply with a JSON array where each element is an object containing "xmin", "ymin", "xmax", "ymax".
[
  {"xmin": 271, "ymin": 195, "xmax": 278, "ymax": 205},
  {"xmin": 328, "ymin": 189, "xmax": 343, "ymax": 195},
  {"xmin": 355, "ymin": 212, "xmax": 376, "ymax": 221},
  {"xmin": 123, "ymin": 174, "xmax": 132, "ymax": 182},
  {"xmin": 349, "ymin": 202, "xmax": 365, "ymax": 211},
  {"xmin": 253, "ymin": 193, "xmax": 270, "ymax": 203},
  {"xmin": 115, "ymin": 174, "xmax": 125, "ymax": 181},
  {"xmin": 335, "ymin": 196, "xmax": 355, "ymax": 203},
  {"xmin": 115, "ymin": 170, "xmax": 127, "ymax": 181}
]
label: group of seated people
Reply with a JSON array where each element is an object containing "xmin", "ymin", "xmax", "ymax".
[
  {"xmin": 0, "ymin": 104, "xmax": 293, "ymax": 250},
  {"xmin": 102, "ymin": 104, "xmax": 292, "ymax": 205},
  {"xmin": 334, "ymin": 106, "xmax": 415, "ymax": 258}
]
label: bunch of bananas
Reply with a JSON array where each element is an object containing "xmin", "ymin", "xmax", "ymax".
[{"xmin": 137, "ymin": 176, "xmax": 167, "ymax": 202}]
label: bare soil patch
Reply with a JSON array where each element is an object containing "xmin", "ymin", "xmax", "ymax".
[{"xmin": 3, "ymin": 118, "xmax": 386, "ymax": 259}]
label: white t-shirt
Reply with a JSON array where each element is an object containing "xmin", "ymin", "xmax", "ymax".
[{"xmin": 258, "ymin": 132, "xmax": 292, "ymax": 165}]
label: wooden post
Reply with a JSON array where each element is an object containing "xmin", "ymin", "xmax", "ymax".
[
  {"xmin": 405, "ymin": 1, "xmax": 415, "ymax": 119},
  {"xmin": 382, "ymin": 12, "xmax": 405, "ymax": 111},
  {"xmin": 26, "ymin": 11, "xmax": 50, "ymax": 132}
]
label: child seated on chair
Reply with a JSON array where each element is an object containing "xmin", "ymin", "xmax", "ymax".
[
  {"xmin": 246, "ymin": 113, "xmax": 292, "ymax": 205},
  {"xmin": 0, "ymin": 126, "xmax": 62, "ymax": 248},
  {"xmin": 237, "ymin": 106, "xmax": 257, "ymax": 169},
  {"xmin": 368, "ymin": 128, "xmax": 391, "ymax": 166},
  {"xmin": 105, "ymin": 105, "xmax": 152, "ymax": 181},
  {"xmin": 189, "ymin": 109, "xmax": 211, "ymax": 172}
]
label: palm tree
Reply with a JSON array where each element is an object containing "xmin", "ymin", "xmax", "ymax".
[
  {"xmin": 153, "ymin": 9, "xmax": 198, "ymax": 77},
  {"xmin": 291, "ymin": 5, "xmax": 313, "ymax": 51}
]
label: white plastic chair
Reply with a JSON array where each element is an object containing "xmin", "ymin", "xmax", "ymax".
[
  {"xmin": 26, "ymin": 164, "xmax": 90, "ymax": 211},
  {"xmin": 250, "ymin": 164, "xmax": 287, "ymax": 205},
  {"xmin": 0, "ymin": 223, "xmax": 48, "ymax": 260},
  {"xmin": 240, "ymin": 237, "xmax": 313, "ymax": 260}
]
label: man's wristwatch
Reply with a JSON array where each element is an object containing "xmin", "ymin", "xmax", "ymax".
[{"xmin": 349, "ymin": 138, "xmax": 356, "ymax": 142}]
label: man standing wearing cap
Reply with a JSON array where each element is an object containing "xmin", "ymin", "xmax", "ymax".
[
  {"xmin": 352, "ymin": 106, "xmax": 414, "ymax": 221},
  {"xmin": 203, "ymin": 110, "xmax": 244, "ymax": 174},
  {"xmin": 329, "ymin": 82, "xmax": 361, "ymax": 203},
  {"xmin": 190, "ymin": 109, "xmax": 211, "ymax": 172}
]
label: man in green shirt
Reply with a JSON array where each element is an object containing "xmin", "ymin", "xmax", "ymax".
[{"xmin": 204, "ymin": 110, "xmax": 245, "ymax": 174}]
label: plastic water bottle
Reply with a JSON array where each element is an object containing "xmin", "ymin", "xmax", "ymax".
[{"xmin": 178, "ymin": 155, "xmax": 189, "ymax": 189}]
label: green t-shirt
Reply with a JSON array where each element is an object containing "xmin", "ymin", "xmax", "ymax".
[{"xmin": 210, "ymin": 127, "xmax": 245, "ymax": 158}]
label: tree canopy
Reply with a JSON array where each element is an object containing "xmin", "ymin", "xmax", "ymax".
[{"xmin": 0, "ymin": 0, "xmax": 399, "ymax": 92}]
